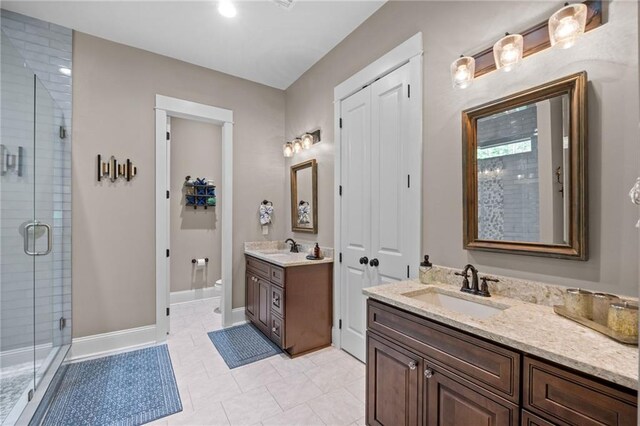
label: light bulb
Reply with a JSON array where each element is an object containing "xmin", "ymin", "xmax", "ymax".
[
  {"xmin": 293, "ymin": 139, "xmax": 302, "ymax": 153},
  {"xmin": 549, "ymin": 3, "xmax": 587, "ymax": 49},
  {"xmin": 283, "ymin": 142, "xmax": 293, "ymax": 158},
  {"xmin": 450, "ymin": 56, "xmax": 475, "ymax": 89},
  {"xmin": 301, "ymin": 134, "xmax": 313, "ymax": 150},
  {"xmin": 218, "ymin": 0, "xmax": 237, "ymax": 18}
]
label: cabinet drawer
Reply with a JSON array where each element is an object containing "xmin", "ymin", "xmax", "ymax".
[
  {"xmin": 247, "ymin": 256, "xmax": 270, "ymax": 279},
  {"xmin": 368, "ymin": 299, "xmax": 520, "ymax": 403},
  {"xmin": 270, "ymin": 265, "xmax": 285, "ymax": 287},
  {"xmin": 523, "ymin": 357, "xmax": 637, "ymax": 426},
  {"xmin": 270, "ymin": 314, "xmax": 284, "ymax": 348},
  {"xmin": 271, "ymin": 285, "xmax": 284, "ymax": 317},
  {"xmin": 521, "ymin": 410, "xmax": 555, "ymax": 426}
]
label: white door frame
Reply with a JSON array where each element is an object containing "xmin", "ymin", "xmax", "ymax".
[
  {"xmin": 155, "ymin": 94, "xmax": 234, "ymax": 341},
  {"xmin": 332, "ymin": 33, "xmax": 423, "ymax": 348}
]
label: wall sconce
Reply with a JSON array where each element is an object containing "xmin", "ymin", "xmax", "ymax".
[
  {"xmin": 450, "ymin": 56, "xmax": 475, "ymax": 89},
  {"xmin": 283, "ymin": 129, "xmax": 321, "ymax": 157},
  {"xmin": 449, "ymin": 0, "xmax": 602, "ymax": 88},
  {"xmin": 493, "ymin": 33, "xmax": 523, "ymax": 72},
  {"xmin": 549, "ymin": 3, "xmax": 587, "ymax": 49}
]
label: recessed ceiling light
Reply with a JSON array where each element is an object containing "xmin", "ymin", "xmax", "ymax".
[
  {"xmin": 218, "ymin": 0, "xmax": 237, "ymax": 18},
  {"xmin": 59, "ymin": 67, "xmax": 71, "ymax": 76}
]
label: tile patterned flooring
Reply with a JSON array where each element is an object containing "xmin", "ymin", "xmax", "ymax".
[{"xmin": 149, "ymin": 298, "xmax": 366, "ymax": 426}]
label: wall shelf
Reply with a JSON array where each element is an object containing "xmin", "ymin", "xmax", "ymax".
[{"xmin": 184, "ymin": 177, "xmax": 216, "ymax": 210}]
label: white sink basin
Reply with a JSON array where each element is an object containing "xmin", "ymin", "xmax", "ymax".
[{"xmin": 403, "ymin": 289, "xmax": 507, "ymax": 319}]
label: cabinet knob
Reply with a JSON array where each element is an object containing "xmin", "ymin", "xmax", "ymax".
[
  {"xmin": 424, "ymin": 368, "xmax": 434, "ymax": 379},
  {"xmin": 272, "ymin": 327, "xmax": 277, "ymax": 332},
  {"xmin": 408, "ymin": 361, "xmax": 416, "ymax": 370}
]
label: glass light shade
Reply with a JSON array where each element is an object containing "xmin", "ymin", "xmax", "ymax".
[
  {"xmin": 292, "ymin": 138, "xmax": 303, "ymax": 153},
  {"xmin": 283, "ymin": 142, "xmax": 294, "ymax": 158},
  {"xmin": 549, "ymin": 3, "xmax": 587, "ymax": 49},
  {"xmin": 493, "ymin": 34, "xmax": 523, "ymax": 72},
  {"xmin": 450, "ymin": 56, "xmax": 475, "ymax": 89},
  {"xmin": 218, "ymin": 0, "xmax": 237, "ymax": 18},
  {"xmin": 301, "ymin": 134, "xmax": 314, "ymax": 150}
]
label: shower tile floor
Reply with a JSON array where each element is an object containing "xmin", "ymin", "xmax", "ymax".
[
  {"xmin": 0, "ymin": 362, "xmax": 34, "ymax": 423},
  {"xmin": 150, "ymin": 298, "xmax": 366, "ymax": 426}
]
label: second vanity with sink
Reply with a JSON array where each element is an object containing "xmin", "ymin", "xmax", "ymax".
[
  {"xmin": 244, "ymin": 241, "xmax": 333, "ymax": 356},
  {"xmin": 364, "ymin": 275, "xmax": 638, "ymax": 426}
]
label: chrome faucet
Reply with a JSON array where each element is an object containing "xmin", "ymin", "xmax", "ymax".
[
  {"xmin": 284, "ymin": 238, "xmax": 299, "ymax": 253},
  {"xmin": 454, "ymin": 264, "xmax": 497, "ymax": 297}
]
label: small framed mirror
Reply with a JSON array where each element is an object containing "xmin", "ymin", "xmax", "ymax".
[
  {"xmin": 462, "ymin": 72, "xmax": 587, "ymax": 259},
  {"xmin": 291, "ymin": 159, "xmax": 318, "ymax": 234}
]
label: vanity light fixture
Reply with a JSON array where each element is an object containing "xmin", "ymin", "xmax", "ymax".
[
  {"xmin": 493, "ymin": 33, "xmax": 523, "ymax": 72},
  {"xmin": 283, "ymin": 142, "xmax": 294, "ymax": 158},
  {"xmin": 450, "ymin": 55, "xmax": 475, "ymax": 89},
  {"xmin": 218, "ymin": 0, "xmax": 237, "ymax": 18},
  {"xmin": 283, "ymin": 129, "xmax": 321, "ymax": 157},
  {"xmin": 549, "ymin": 3, "xmax": 588, "ymax": 49}
]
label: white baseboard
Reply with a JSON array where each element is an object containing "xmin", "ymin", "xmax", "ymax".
[
  {"xmin": 170, "ymin": 287, "xmax": 220, "ymax": 304},
  {"xmin": 231, "ymin": 307, "xmax": 247, "ymax": 326},
  {"xmin": 67, "ymin": 325, "xmax": 157, "ymax": 361},
  {"xmin": 0, "ymin": 343, "xmax": 53, "ymax": 367}
]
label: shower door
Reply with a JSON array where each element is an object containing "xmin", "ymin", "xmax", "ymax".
[{"xmin": 0, "ymin": 32, "xmax": 68, "ymax": 425}]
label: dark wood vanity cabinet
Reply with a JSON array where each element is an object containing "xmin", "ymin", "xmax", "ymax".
[
  {"xmin": 245, "ymin": 255, "xmax": 332, "ymax": 356},
  {"xmin": 366, "ymin": 299, "xmax": 637, "ymax": 426}
]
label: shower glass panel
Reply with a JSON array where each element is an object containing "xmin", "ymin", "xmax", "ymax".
[{"xmin": 0, "ymin": 31, "xmax": 71, "ymax": 425}]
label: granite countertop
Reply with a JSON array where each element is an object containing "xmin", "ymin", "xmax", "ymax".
[
  {"xmin": 244, "ymin": 241, "xmax": 334, "ymax": 268},
  {"xmin": 364, "ymin": 280, "xmax": 638, "ymax": 390}
]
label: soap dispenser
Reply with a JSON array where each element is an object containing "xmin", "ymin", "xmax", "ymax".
[{"xmin": 419, "ymin": 255, "xmax": 434, "ymax": 284}]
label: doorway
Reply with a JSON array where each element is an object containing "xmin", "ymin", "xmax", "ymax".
[
  {"xmin": 155, "ymin": 95, "xmax": 234, "ymax": 340},
  {"xmin": 333, "ymin": 34, "xmax": 423, "ymax": 361}
]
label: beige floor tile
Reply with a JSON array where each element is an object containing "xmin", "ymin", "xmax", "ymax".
[
  {"xmin": 304, "ymin": 360, "xmax": 365, "ymax": 393},
  {"xmin": 261, "ymin": 403, "xmax": 325, "ymax": 426},
  {"xmin": 266, "ymin": 374, "xmax": 323, "ymax": 411},
  {"xmin": 304, "ymin": 346, "xmax": 349, "ymax": 366},
  {"xmin": 308, "ymin": 388, "xmax": 364, "ymax": 426},
  {"xmin": 231, "ymin": 358, "xmax": 283, "ymax": 392},
  {"xmin": 344, "ymin": 377, "xmax": 366, "ymax": 404},
  {"xmin": 167, "ymin": 401, "xmax": 230, "ymax": 426},
  {"xmin": 269, "ymin": 353, "xmax": 315, "ymax": 378},
  {"xmin": 188, "ymin": 372, "xmax": 242, "ymax": 410},
  {"xmin": 221, "ymin": 386, "xmax": 283, "ymax": 426}
]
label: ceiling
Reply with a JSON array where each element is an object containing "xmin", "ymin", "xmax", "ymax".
[{"xmin": 3, "ymin": 1, "xmax": 385, "ymax": 90}]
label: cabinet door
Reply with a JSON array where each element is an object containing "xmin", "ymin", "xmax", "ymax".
[
  {"xmin": 424, "ymin": 363, "xmax": 518, "ymax": 426},
  {"xmin": 246, "ymin": 271, "xmax": 257, "ymax": 321},
  {"xmin": 257, "ymin": 279, "xmax": 271, "ymax": 332},
  {"xmin": 367, "ymin": 334, "xmax": 421, "ymax": 426}
]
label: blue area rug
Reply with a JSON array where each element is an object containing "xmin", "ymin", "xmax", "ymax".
[
  {"xmin": 38, "ymin": 345, "xmax": 182, "ymax": 426},
  {"xmin": 208, "ymin": 323, "xmax": 282, "ymax": 369}
]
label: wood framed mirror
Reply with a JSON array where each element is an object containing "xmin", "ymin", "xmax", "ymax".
[
  {"xmin": 462, "ymin": 72, "xmax": 587, "ymax": 260},
  {"xmin": 291, "ymin": 159, "xmax": 318, "ymax": 234}
]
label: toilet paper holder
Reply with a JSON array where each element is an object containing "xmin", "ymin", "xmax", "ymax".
[{"xmin": 192, "ymin": 258, "xmax": 209, "ymax": 264}]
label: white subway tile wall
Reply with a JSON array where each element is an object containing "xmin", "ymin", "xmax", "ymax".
[{"xmin": 0, "ymin": 10, "xmax": 72, "ymax": 357}]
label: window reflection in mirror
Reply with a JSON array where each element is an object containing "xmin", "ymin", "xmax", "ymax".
[{"xmin": 476, "ymin": 95, "xmax": 570, "ymax": 245}]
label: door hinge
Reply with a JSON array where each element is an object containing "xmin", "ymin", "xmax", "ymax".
[
  {"xmin": 339, "ymin": 185, "xmax": 343, "ymax": 196},
  {"xmin": 166, "ymin": 190, "xmax": 170, "ymax": 199},
  {"xmin": 166, "ymin": 307, "xmax": 170, "ymax": 316},
  {"xmin": 339, "ymin": 319, "xmax": 342, "ymax": 329},
  {"xmin": 166, "ymin": 131, "xmax": 170, "ymax": 140},
  {"xmin": 339, "ymin": 118, "xmax": 343, "ymax": 129},
  {"xmin": 339, "ymin": 253, "xmax": 343, "ymax": 263},
  {"xmin": 407, "ymin": 265, "xmax": 410, "ymax": 278},
  {"xmin": 408, "ymin": 84, "xmax": 411, "ymax": 98},
  {"xmin": 407, "ymin": 174, "xmax": 410, "ymax": 188},
  {"xmin": 166, "ymin": 249, "xmax": 170, "ymax": 257}
]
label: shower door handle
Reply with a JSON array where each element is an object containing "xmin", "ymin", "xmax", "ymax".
[{"xmin": 24, "ymin": 221, "xmax": 52, "ymax": 256}]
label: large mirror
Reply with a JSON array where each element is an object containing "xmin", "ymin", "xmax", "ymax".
[
  {"xmin": 291, "ymin": 159, "xmax": 318, "ymax": 234},
  {"xmin": 462, "ymin": 72, "xmax": 587, "ymax": 259}
]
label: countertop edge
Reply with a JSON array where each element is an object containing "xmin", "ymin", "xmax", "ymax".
[
  {"xmin": 245, "ymin": 251, "xmax": 334, "ymax": 268},
  {"xmin": 364, "ymin": 289, "xmax": 638, "ymax": 391}
]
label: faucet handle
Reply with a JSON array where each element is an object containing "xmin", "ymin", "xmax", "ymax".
[
  {"xmin": 455, "ymin": 270, "xmax": 471, "ymax": 291},
  {"xmin": 478, "ymin": 276, "xmax": 498, "ymax": 297}
]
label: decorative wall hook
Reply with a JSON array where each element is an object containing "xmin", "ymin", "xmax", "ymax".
[{"xmin": 97, "ymin": 154, "xmax": 137, "ymax": 182}]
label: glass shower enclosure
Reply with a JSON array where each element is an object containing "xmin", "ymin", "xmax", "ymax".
[{"xmin": 1, "ymin": 31, "xmax": 72, "ymax": 424}]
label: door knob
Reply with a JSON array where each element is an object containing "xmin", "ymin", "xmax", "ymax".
[
  {"xmin": 359, "ymin": 256, "xmax": 369, "ymax": 265},
  {"xmin": 369, "ymin": 258, "xmax": 379, "ymax": 267}
]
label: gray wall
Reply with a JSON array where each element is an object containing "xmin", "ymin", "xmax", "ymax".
[
  {"xmin": 284, "ymin": 1, "xmax": 639, "ymax": 296},
  {"xmin": 72, "ymin": 33, "xmax": 286, "ymax": 338},
  {"xmin": 169, "ymin": 118, "xmax": 222, "ymax": 293}
]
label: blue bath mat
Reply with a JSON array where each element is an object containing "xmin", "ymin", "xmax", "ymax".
[
  {"xmin": 208, "ymin": 323, "xmax": 282, "ymax": 369},
  {"xmin": 38, "ymin": 345, "xmax": 182, "ymax": 426}
]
